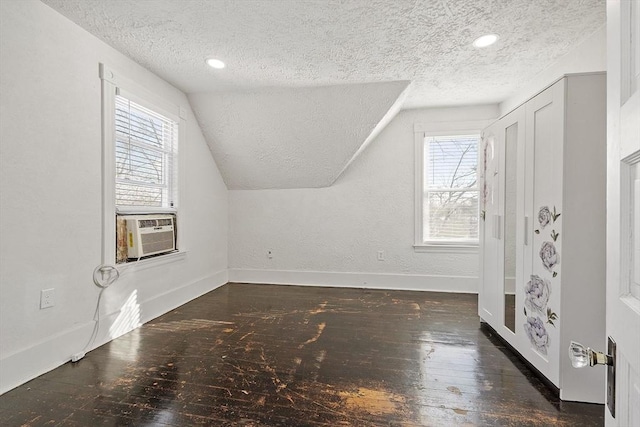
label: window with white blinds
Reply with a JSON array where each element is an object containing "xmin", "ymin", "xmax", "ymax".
[
  {"xmin": 423, "ymin": 134, "xmax": 479, "ymax": 243},
  {"xmin": 115, "ymin": 95, "xmax": 178, "ymax": 210}
]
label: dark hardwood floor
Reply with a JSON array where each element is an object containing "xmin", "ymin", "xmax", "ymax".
[{"xmin": 0, "ymin": 283, "xmax": 603, "ymax": 426}]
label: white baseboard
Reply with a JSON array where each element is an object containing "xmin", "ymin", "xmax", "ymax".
[
  {"xmin": 1, "ymin": 268, "xmax": 475, "ymax": 395},
  {"xmin": 0, "ymin": 321, "xmax": 96, "ymax": 395},
  {"xmin": 139, "ymin": 269, "xmax": 228, "ymax": 325},
  {"xmin": 0, "ymin": 269, "xmax": 228, "ymax": 395},
  {"xmin": 228, "ymin": 268, "xmax": 477, "ymax": 293}
]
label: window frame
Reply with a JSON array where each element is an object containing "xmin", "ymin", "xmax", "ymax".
[
  {"xmin": 114, "ymin": 92, "xmax": 178, "ymax": 212},
  {"xmin": 414, "ymin": 121, "xmax": 488, "ymax": 253},
  {"xmin": 100, "ymin": 64, "xmax": 187, "ymax": 267}
]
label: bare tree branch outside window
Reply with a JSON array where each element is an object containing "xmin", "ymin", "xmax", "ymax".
[
  {"xmin": 114, "ymin": 96, "xmax": 177, "ymax": 208},
  {"xmin": 424, "ymin": 135, "xmax": 479, "ymax": 242}
]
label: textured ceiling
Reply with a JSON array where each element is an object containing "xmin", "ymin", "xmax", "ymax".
[
  {"xmin": 40, "ymin": 0, "xmax": 605, "ymax": 189},
  {"xmin": 41, "ymin": 0, "xmax": 605, "ymax": 107},
  {"xmin": 189, "ymin": 81, "xmax": 409, "ymax": 189}
]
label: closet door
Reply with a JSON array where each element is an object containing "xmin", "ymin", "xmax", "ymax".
[
  {"xmin": 478, "ymin": 121, "xmax": 502, "ymax": 326},
  {"xmin": 524, "ymin": 79, "xmax": 565, "ymax": 386},
  {"xmin": 498, "ymin": 106, "xmax": 526, "ymax": 344}
]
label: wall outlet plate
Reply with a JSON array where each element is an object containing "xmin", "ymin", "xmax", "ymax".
[{"xmin": 40, "ymin": 288, "xmax": 55, "ymax": 309}]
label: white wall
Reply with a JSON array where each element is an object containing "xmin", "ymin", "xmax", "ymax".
[
  {"xmin": 0, "ymin": 0, "xmax": 228, "ymax": 394},
  {"xmin": 0, "ymin": 0, "xmax": 608, "ymax": 397},
  {"xmin": 229, "ymin": 105, "xmax": 499, "ymax": 292},
  {"xmin": 500, "ymin": 25, "xmax": 606, "ymax": 115}
]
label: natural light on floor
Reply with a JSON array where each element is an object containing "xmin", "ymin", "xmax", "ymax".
[{"xmin": 109, "ymin": 289, "xmax": 141, "ymax": 340}]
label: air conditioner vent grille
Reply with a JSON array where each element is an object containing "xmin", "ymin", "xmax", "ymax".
[
  {"xmin": 141, "ymin": 231, "xmax": 175, "ymax": 254},
  {"xmin": 139, "ymin": 219, "xmax": 157, "ymax": 228}
]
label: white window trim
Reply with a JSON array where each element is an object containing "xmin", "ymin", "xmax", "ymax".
[
  {"xmin": 100, "ymin": 63, "xmax": 187, "ymax": 266},
  {"xmin": 414, "ymin": 120, "xmax": 490, "ymax": 253},
  {"xmin": 117, "ymin": 250, "xmax": 187, "ymax": 274}
]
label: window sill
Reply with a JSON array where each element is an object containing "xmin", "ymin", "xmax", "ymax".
[
  {"xmin": 117, "ymin": 250, "xmax": 187, "ymax": 273},
  {"xmin": 413, "ymin": 244, "xmax": 478, "ymax": 254},
  {"xmin": 116, "ymin": 207, "xmax": 177, "ymax": 215}
]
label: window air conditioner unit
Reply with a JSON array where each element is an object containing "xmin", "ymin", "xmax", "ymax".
[{"xmin": 123, "ymin": 215, "xmax": 176, "ymax": 259}]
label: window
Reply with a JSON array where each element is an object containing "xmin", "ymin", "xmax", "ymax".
[
  {"xmin": 416, "ymin": 131, "xmax": 480, "ymax": 248},
  {"xmin": 100, "ymin": 64, "xmax": 185, "ymax": 266},
  {"xmin": 115, "ymin": 95, "xmax": 178, "ymax": 210}
]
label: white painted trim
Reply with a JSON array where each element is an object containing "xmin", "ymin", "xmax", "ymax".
[
  {"xmin": 414, "ymin": 120, "xmax": 494, "ymax": 134},
  {"xmin": 100, "ymin": 73, "xmax": 116, "ymax": 264},
  {"xmin": 99, "ymin": 63, "xmax": 187, "ymax": 265},
  {"xmin": 0, "ymin": 322, "xmax": 94, "ymax": 396},
  {"xmin": 414, "ymin": 129, "xmax": 425, "ymax": 247},
  {"xmin": 116, "ymin": 206, "xmax": 178, "ymax": 214},
  {"xmin": 414, "ymin": 124, "xmax": 486, "ymax": 247},
  {"xmin": 413, "ymin": 244, "xmax": 478, "ymax": 253},
  {"xmin": 99, "ymin": 64, "xmax": 181, "ymax": 119},
  {"xmin": 117, "ymin": 250, "xmax": 187, "ymax": 273},
  {"xmin": 176, "ymin": 109, "xmax": 187, "ymax": 253},
  {"xmin": 138, "ymin": 269, "xmax": 228, "ymax": 325},
  {"xmin": 0, "ymin": 270, "xmax": 228, "ymax": 395},
  {"xmin": 0, "ymin": 267, "xmax": 476, "ymax": 395},
  {"xmin": 228, "ymin": 269, "xmax": 477, "ymax": 293}
]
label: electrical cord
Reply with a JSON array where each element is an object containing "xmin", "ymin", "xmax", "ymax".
[{"xmin": 71, "ymin": 265, "xmax": 119, "ymax": 362}]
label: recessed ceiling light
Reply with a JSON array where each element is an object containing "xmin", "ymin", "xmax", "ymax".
[
  {"xmin": 473, "ymin": 34, "xmax": 499, "ymax": 48},
  {"xmin": 206, "ymin": 58, "xmax": 225, "ymax": 69}
]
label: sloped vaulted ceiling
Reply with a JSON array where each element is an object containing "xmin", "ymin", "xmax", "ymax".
[
  {"xmin": 41, "ymin": 0, "xmax": 606, "ymax": 189},
  {"xmin": 189, "ymin": 81, "xmax": 409, "ymax": 189}
]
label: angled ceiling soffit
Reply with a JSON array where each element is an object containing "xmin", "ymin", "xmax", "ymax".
[{"xmin": 189, "ymin": 81, "xmax": 410, "ymax": 190}]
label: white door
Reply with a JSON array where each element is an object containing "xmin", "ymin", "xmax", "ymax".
[
  {"xmin": 477, "ymin": 107, "xmax": 526, "ymax": 343},
  {"xmin": 606, "ymin": 1, "xmax": 640, "ymax": 425},
  {"xmin": 479, "ymin": 122, "xmax": 501, "ymax": 326},
  {"xmin": 525, "ymin": 81, "xmax": 565, "ymax": 387}
]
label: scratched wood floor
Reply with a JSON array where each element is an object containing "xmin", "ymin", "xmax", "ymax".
[{"xmin": 1, "ymin": 283, "xmax": 603, "ymax": 426}]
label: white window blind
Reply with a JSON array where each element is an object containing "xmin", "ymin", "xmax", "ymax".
[
  {"xmin": 115, "ymin": 95, "xmax": 178, "ymax": 210},
  {"xmin": 423, "ymin": 134, "xmax": 479, "ymax": 243}
]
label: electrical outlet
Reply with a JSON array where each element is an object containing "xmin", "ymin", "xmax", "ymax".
[
  {"xmin": 267, "ymin": 250, "xmax": 273, "ymax": 259},
  {"xmin": 377, "ymin": 250, "xmax": 385, "ymax": 261},
  {"xmin": 40, "ymin": 288, "xmax": 55, "ymax": 309}
]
